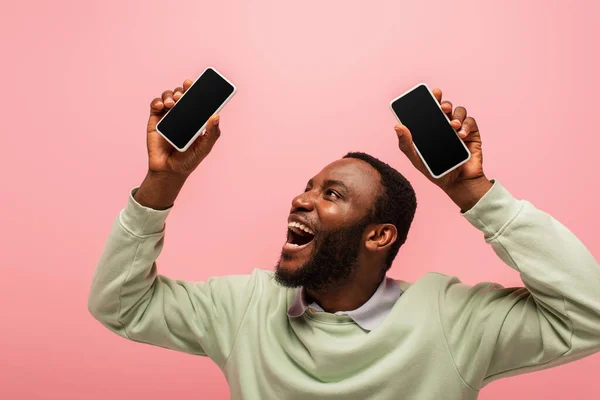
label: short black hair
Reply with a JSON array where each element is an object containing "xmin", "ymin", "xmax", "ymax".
[{"xmin": 342, "ymin": 152, "xmax": 417, "ymax": 272}]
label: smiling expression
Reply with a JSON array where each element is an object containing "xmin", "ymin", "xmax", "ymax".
[{"xmin": 275, "ymin": 158, "xmax": 383, "ymax": 288}]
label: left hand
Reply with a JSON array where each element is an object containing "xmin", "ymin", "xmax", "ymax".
[{"xmin": 394, "ymin": 88, "xmax": 493, "ymax": 210}]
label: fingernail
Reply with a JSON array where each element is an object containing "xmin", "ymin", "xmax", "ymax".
[
  {"xmin": 452, "ymin": 119, "xmax": 460, "ymax": 125},
  {"xmin": 213, "ymin": 116, "xmax": 220, "ymax": 125},
  {"xmin": 395, "ymin": 128, "xmax": 403, "ymax": 136},
  {"xmin": 458, "ymin": 129, "xmax": 466, "ymax": 136}
]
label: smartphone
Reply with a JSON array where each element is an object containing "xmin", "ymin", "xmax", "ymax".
[
  {"xmin": 390, "ymin": 83, "xmax": 471, "ymax": 179},
  {"xmin": 156, "ymin": 67, "xmax": 236, "ymax": 152}
]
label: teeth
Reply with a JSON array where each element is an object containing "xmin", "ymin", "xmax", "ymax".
[{"xmin": 287, "ymin": 221, "xmax": 314, "ymax": 235}]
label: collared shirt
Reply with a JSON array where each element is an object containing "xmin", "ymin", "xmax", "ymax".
[
  {"xmin": 287, "ymin": 276, "xmax": 402, "ymax": 331},
  {"xmin": 89, "ymin": 179, "xmax": 600, "ymax": 399}
]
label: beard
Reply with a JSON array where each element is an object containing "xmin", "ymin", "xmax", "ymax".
[{"xmin": 274, "ymin": 217, "xmax": 371, "ymax": 292}]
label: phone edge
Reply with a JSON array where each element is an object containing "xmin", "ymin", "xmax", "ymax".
[
  {"xmin": 155, "ymin": 66, "xmax": 237, "ymax": 153},
  {"xmin": 389, "ymin": 82, "xmax": 471, "ymax": 179}
]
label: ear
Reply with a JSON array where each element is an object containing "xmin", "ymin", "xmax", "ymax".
[{"xmin": 364, "ymin": 224, "xmax": 397, "ymax": 252}]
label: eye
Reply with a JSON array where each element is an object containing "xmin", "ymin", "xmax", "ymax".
[
  {"xmin": 304, "ymin": 187, "xmax": 311, "ymax": 193},
  {"xmin": 325, "ymin": 189, "xmax": 340, "ymax": 199}
]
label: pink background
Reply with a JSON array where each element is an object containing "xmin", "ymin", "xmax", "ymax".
[{"xmin": 1, "ymin": 0, "xmax": 599, "ymax": 398}]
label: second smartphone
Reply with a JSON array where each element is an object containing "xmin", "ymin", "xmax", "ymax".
[
  {"xmin": 390, "ymin": 83, "xmax": 471, "ymax": 179},
  {"xmin": 156, "ymin": 67, "xmax": 236, "ymax": 152}
]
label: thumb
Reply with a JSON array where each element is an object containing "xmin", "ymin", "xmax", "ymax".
[
  {"xmin": 190, "ymin": 114, "xmax": 221, "ymax": 157},
  {"xmin": 204, "ymin": 114, "xmax": 221, "ymax": 140},
  {"xmin": 394, "ymin": 124, "xmax": 420, "ymax": 166}
]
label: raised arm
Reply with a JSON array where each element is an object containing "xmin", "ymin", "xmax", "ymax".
[
  {"xmin": 439, "ymin": 180, "xmax": 600, "ymax": 389},
  {"xmin": 393, "ymin": 88, "xmax": 600, "ymax": 389},
  {"xmin": 88, "ymin": 182, "xmax": 256, "ymax": 367},
  {"xmin": 88, "ymin": 79, "xmax": 254, "ymax": 368}
]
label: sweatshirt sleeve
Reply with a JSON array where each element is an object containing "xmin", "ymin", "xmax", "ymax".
[
  {"xmin": 88, "ymin": 186, "xmax": 257, "ymax": 368},
  {"xmin": 438, "ymin": 180, "xmax": 600, "ymax": 390}
]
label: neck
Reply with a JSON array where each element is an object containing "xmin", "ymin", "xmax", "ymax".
[{"xmin": 306, "ymin": 267, "xmax": 384, "ymax": 313}]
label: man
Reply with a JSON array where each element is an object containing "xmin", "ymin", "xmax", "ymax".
[{"xmin": 88, "ymin": 79, "xmax": 600, "ymax": 400}]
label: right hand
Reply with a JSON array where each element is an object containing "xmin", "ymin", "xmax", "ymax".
[{"xmin": 146, "ymin": 79, "xmax": 222, "ymax": 177}]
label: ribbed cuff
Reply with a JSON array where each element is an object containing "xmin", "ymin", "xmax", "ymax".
[
  {"xmin": 461, "ymin": 180, "xmax": 524, "ymax": 238},
  {"xmin": 118, "ymin": 186, "xmax": 173, "ymax": 236}
]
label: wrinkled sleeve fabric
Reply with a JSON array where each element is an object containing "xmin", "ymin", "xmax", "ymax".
[
  {"xmin": 438, "ymin": 180, "xmax": 600, "ymax": 390},
  {"xmin": 88, "ymin": 186, "xmax": 257, "ymax": 368}
]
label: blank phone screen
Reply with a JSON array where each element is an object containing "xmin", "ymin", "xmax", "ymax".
[
  {"xmin": 391, "ymin": 84, "xmax": 469, "ymax": 177},
  {"xmin": 157, "ymin": 68, "xmax": 235, "ymax": 150}
]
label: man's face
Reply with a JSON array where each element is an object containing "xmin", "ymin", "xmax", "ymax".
[{"xmin": 274, "ymin": 158, "xmax": 381, "ymax": 291}]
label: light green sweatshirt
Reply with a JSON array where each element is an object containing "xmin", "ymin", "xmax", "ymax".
[{"xmin": 88, "ymin": 180, "xmax": 600, "ymax": 399}]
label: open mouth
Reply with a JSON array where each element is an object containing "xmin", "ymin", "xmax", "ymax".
[{"xmin": 284, "ymin": 221, "xmax": 315, "ymax": 252}]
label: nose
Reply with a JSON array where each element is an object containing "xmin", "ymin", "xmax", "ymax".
[{"xmin": 291, "ymin": 190, "xmax": 314, "ymax": 213}]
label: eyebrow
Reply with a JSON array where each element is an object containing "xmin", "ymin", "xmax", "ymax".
[{"xmin": 307, "ymin": 179, "xmax": 350, "ymax": 194}]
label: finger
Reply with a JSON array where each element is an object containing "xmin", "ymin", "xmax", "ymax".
[
  {"xmin": 452, "ymin": 106, "xmax": 467, "ymax": 127},
  {"xmin": 150, "ymin": 97, "xmax": 164, "ymax": 116},
  {"xmin": 148, "ymin": 97, "xmax": 166, "ymax": 131},
  {"xmin": 394, "ymin": 124, "xmax": 420, "ymax": 167},
  {"xmin": 458, "ymin": 117, "xmax": 479, "ymax": 138},
  {"xmin": 441, "ymin": 101, "xmax": 452, "ymax": 115},
  {"xmin": 173, "ymin": 86, "xmax": 184, "ymax": 101},
  {"xmin": 204, "ymin": 114, "xmax": 221, "ymax": 139},
  {"xmin": 452, "ymin": 106, "xmax": 468, "ymax": 137},
  {"xmin": 188, "ymin": 114, "xmax": 221, "ymax": 158},
  {"xmin": 162, "ymin": 90, "xmax": 175, "ymax": 108},
  {"xmin": 191, "ymin": 114, "xmax": 221, "ymax": 155},
  {"xmin": 440, "ymin": 101, "xmax": 460, "ymax": 129},
  {"xmin": 183, "ymin": 79, "xmax": 193, "ymax": 91},
  {"xmin": 432, "ymin": 88, "xmax": 442, "ymax": 104}
]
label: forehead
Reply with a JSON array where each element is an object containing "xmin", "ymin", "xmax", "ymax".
[{"xmin": 311, "ymin": 158, "xmax": 381, "ymax": 202}]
